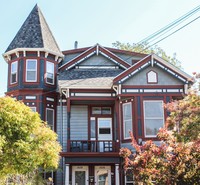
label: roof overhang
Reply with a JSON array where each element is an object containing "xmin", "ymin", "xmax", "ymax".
[{"xmin": 3, "ymin": 48, "xmax": 64, "ymax": 63}]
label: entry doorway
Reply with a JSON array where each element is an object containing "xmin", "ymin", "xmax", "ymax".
[
  {"xmin": 72, "ymin": 166, "xmax": 89, "ymax": 185},
  {"xmin": 95, "ymin": 166, "xmax": 111, "ymax": 185}
]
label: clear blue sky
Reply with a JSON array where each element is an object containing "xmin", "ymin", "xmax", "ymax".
[{"xmin": 1, "ymin": 0, "xmax": 200, "ymax": 96}]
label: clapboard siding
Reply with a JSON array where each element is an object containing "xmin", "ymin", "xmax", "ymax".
[{"xmin": 70, "ymin": 105, "xmax": 88, "ymax": 140}]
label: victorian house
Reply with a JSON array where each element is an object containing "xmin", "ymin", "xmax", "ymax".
[{"xmin": 3, "ymin": 5, "xmax": 193, "ymax": 185}]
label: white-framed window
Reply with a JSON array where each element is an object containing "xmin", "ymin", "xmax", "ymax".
[
  {"xmin": 46, "ymin": 108, "xmax": 54, "ymax": 130},
  {"xmin": 143, "ymin": 100, "xmax": 164, "ymax": 137},
  {"xmin": 125, "ymin": 168, "xmax": 134, "ymax": 185},
  {"xmin": 122, "ymin": 102, "xmax": 132, "ymax": 139},
  {"xmin": 46, "ymin": 61, "xmax": 54, "ymax": 84},
  {"xmin": 10, "ymin": 61, "xmax": 18, "ymax": 84},
  {"xmin": 26, "ymin": 59, "xmax": 37, "ymax": 82},
  {"xmin": 30, "ymin": 107, "xmax": 36, "ymax": 112}
]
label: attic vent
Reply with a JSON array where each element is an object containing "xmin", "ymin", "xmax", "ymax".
[{"xmin": 74, "ymin": 41, "xmax": 78, "ymax": 49}]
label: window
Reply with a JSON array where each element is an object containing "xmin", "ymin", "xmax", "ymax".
[
  {"xmin": 10, "ymin": 61, "xmax": 18, "ymax": 84},
  {"xmin": 46, "ymin": 61, "xmax": 54, "ymax": 84},
  {"xmin": 125, "ymin": 169, "xmax": 134, "ymax": 185},
  {"xmin": 30, "ymin": 107, "xmax": 36, "ymax": 112},
  {"xmin": 26, "ymin": 59, "xmax": 37, "ymax": 82},
  {"xmin": 46, "ymin": 108, "xmax": 54, "ymax": 130},
  {"xmin": 143, "ymin": 100, "xmax": 164, "ymax": 137},
  {"xmin": 92, "ymin": 107, "xmax": 111, "ymax": 115},
  {"xmin": 122, "ymin": 102, "xmax": 132, "ymax": 139}
]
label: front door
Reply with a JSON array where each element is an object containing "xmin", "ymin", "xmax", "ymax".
[
  {"xmin": 72, "ymin": 166, "xmax": 88, "ymax": 185},
  {"xmin": 97, "ymin": 118, "xmax": 112, "ymax": 152},
  {"xmin": 95, "ymin": 166, "xmax": 111, "ymax": 185}
]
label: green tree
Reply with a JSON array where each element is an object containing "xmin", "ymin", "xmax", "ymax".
[
  {"xmin": 112, "ymin": 41, "xmax": 181, "ymax": 68},
  {"xmin": 0, "ymin": 96, "xmax": 61, "ymax": 181},
  {"xmin": 120, "ymin": 92, "xmax": 200, "ymax": 185}
]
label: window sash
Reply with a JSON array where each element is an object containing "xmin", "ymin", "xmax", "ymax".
[
  {"xmin": 46, "ymin": 108, "xmax": 54, "ymax": 130},
  {"xmin": 144, "ymin": 100, "xmax": 164, "ymax": 137},
  {"xmin": 26, "ymin": 60, "xmax": 37, "ymax": 82},
  {"xmin": 123, "ymin": 102, "xmax": 132, "ymax": 139},
  {"xmin": 11, "ymin": 61, "xmax": 18, "ymax": 84},
  {"xmin": 46, "ymin": 61, "xmax": 54, "ymax": 84}
]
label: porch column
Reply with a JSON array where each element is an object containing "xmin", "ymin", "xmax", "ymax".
[
  {"xmin": 115, "ymin": 164, "xmax": 120, "ymax": 185},
  {"xmin": 65, "ymin": 164, "xmax": 70, "ymax": 185}
]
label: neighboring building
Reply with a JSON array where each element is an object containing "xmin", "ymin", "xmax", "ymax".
[{"xmin": 3, "ymin": 5, "xmax": 193, "ymax": 185}]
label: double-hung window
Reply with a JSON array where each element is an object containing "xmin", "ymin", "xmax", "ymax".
[
  {"xmin": 10, "ymin": 61, "xmax": 18, "ymax": 84},
  {"xmin": 46, "ymin": 108, "xmax": 54, "ymax": 130},
  {"xmin": 26, "ymin": 59, "xmax": 37, "ymax": 82},
  {"xmin": 122, "ymin": 102, "xmax": 132, "ymax": 139},
  {"xmin": 46, "ymin": 61, "xmax": 54, "ymax": 84},
  {"xmin": 143, "ymin": 100, "xmax": 164, "ymax": 137}
]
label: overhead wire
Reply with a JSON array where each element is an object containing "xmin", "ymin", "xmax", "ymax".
[{"xmin": 138, "ymin": 4, "xmax": 200, "ymax": 44}]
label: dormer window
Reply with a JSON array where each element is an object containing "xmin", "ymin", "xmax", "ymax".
[
  {"xmin": 46, "ymin": 61, "xmax": 54, "ymax": 84},
  {"xmin": 26, "ymin": 59, "xmax": 37, "ymax": 82},
  {"xmin": 147, "ymin": 70, "xmax": 158, "ymax": 84},
  {"xmin": 10, "ymin": 61, "xmax": 18, "ymax": 84}
]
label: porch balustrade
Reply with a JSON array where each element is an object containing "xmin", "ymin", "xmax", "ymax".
[{"xmin": 68, "ymin": 140, "xmax": 118, "ymax": 152}]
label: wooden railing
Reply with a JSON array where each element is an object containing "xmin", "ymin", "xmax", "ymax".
[{"xmin": 69, "ymin": 140, "xmax": 118, "ymax": 152}]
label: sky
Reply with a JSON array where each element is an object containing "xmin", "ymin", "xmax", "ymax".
[{"xmin": 1, "ymin": 0, "xmax": 200, "ymax": 96}]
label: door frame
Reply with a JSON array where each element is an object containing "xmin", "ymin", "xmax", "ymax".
[
  {"xmin": 95, "ymin": 166, "xmax": 111, "ymax": 185},
  {"xmin": 72, "ymin": 166, "xmax": 89, "ymax": 185}
]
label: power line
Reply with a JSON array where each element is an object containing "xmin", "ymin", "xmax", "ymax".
[{"xmin": 138, "ymin": 4, "xmax": 200, "ymax": 44}]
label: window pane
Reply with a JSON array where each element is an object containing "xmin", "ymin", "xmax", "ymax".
[
  {"xmin": 144, "ymin": 101, "xmax": 163, "ymax": 117},
  {"xmin": 102, "ymin": 107, "xmax": 111, "ymax": 114},
  {"xmin": 47, "ymin": 62, "xmax": 54, "ymax": 73},
  {"xmin": 11, "ymin": 62, "xmax": 17, "ymax": 72},
  {"xmin": 99, "ymin": 128, "xmax": 111, "ymax": 134},
  {"xmin": 92, "ymin": 107, "xmax": 101, "ymax": 114},
  {"xmin": 99, "ymin": 119, "xmax": 110, "ymax": 127},
  {"xmin": 27, "ymin": 60, "xmax": 36, "ymax": 69},
  {"xmin": 145, "ymin": 119, "xmax": 163, "ymax": 136},
  {"xmin": 90, "ymin": 119, "xmax": 96, "ymax": 138},
  {"xmin": 11, "ymin": 74, "xmax": 17, "ymax": 83},
  {"xmin": 123, "ymin": 103, "xmax": 132, "ymax": 138},
  {"xmin": 75, "ymin": 171, "xmax": 86, "ymax": 185},
  {"xmin": 46, "ymin": 109, "xmax": 54, "ymax": 129},
  {"xmin": 124, "ymin": 120, "xmax": 132, "ymax": 138},
  {"xmin": 27, "ymin": 71, "xmax": 36, "ymax": 81}
]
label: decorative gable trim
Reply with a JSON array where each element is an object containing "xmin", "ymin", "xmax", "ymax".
[
  {"xmin": 113, "ymin": 54, "xmax": 192, "ymax": 84},
  {"xmin": 59, "ymin": 44, "xmax": 131, "ymax": 71}
]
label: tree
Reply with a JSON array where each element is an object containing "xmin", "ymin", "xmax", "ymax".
[
  {"xmin": 0, "ymin": 96, "xmax": 61, "ymax": 181},
  {"xmin": 112, "ymin": 41, "xmax": 181, "ymax": 68},
  {"xmin": 120, "ymin": 92, "xmax": 200, "ymax": 185}
]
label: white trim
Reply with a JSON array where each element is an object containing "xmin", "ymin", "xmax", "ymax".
[
  {"xmin": 166, "ymin": 89, "xmax": 180, "ymax": 92},
  {"xmin": 115, "ymin": 164, "xmax": 120, "ymax": 185},
  {"xmin": 65, "ymin": 164, "xmax": 70, "ymax": 185},
  {"xmin": 26, "ymin": 59, "xmax": 37, "ymax": 82},
  {"xmin": 10, "ymin": 61, "xmax": 18, "ymax": 84},
  {"xmin": 25, "ymin": 96, "xmax": 36, "ymax": 100},
  {"xmin": 3, "ymin": 48, "xmax": 64, "ymax": 63},
  {"xmin": 46, "ymin": 97, "xmax": 55, "ymax": 102},
  {"xmin": 72, "ymin": 92, "xmax": 113, "ymax": 97}
]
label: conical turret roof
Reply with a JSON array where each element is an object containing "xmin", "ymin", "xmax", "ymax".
[{"xmin": 5, "ymin": 4, "xmax": 62, "ymax": 56}]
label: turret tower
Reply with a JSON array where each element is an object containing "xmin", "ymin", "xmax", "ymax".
[{"xmin": 3, "ymin": 4, "xmax": 63, "ymax": 125}]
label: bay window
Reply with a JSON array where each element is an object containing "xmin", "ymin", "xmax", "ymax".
[{"xmin": 143, "ymin": 100, "xmax": 164, "ymax": 137}]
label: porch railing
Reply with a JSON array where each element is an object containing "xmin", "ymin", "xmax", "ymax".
[{"xmin": 69, "ymin": 140, "xmax": 118, "ymax": 152}]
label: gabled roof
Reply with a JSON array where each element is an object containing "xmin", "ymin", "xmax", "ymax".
[
  {"xmin": 5, "ymin": 4, "xmax": 62, "ymax": 56},
  {"xmin": 113, "ymin": 54, "xmax": 193, "ymax": 84},
  {"xmin": 59, "ymin": 44, "xmax": 131, "ymax": 70}
]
